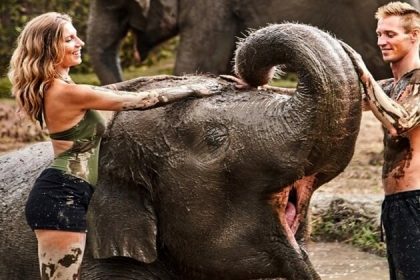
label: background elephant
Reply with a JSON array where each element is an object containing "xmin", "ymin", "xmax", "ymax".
[
  {"xmin": 88, "ymin": 0, "xmax": 419, "ymax": 85},
  {"xmin": 1, "ymin": 24, "xmax": 361, "ymax": 279},
  {"xmin": 87, "ymin": 0, "xmax": 178, "ymax": 84}
]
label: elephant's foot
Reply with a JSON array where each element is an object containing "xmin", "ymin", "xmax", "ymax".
[{"xmin": 270, "ymin": 175, "xmax": 316, "ymax": 253}]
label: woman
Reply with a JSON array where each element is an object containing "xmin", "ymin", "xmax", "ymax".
[{"xmin": 8, "ymin": 12, "xmax": 215, "ymax": 279}]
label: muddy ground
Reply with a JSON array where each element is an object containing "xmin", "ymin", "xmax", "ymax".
[
  {"xmin": 320, "ymin": 112, "xmax": 384, "ymax": 196},
  {"xmin": 0, "ymin": 102, "xmax": 47, "ymax": 154}
]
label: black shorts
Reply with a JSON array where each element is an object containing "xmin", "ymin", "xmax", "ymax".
[
  {"xmin": 25, "ymin": 168, "xmax": 94, "ymax": 232},
  {"xmin": 382, "ymin": 189, "xmax": 420, "ymax": 280}
]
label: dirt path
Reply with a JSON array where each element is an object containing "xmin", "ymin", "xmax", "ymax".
[
  {"xmin": 307, "ymin": 112, "xmax": 389, "ymax": 278},
  {"xmin": 309, "ymin": 242, "xmax": 388, "ymax": 279},
  {"xmin": 319, "ymin": 111, "xmax": 384, "ymax": 196}
]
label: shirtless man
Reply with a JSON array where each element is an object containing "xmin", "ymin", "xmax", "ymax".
[{"xmin": 344, "ymin": 2, "xmax": 420, "ymax": 279}]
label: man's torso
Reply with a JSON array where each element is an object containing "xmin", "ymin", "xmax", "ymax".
[{"xmin": 382, "ymin": 69, "xmax": 420, "ymax": 194}]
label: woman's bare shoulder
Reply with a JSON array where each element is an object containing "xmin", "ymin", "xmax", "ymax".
[
  {"xmin": 46, "ymin": 79, "xmax": 90, "ymax": 102},
  {"xmin": 46, "ymin": 79, "xmax": 72, "ymax": 97},
  {"xmin": 44, "ymin": 79, "xmax": 87, "ymax": 112}
]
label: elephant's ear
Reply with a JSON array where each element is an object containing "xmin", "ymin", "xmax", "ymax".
[{"xmin": 87, "ymin": 177, "xmax": 157, "ymax": 263}]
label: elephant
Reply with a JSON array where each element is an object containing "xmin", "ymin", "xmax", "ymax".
[
  {"xmin": 87, "ymin": 0, "xmax": 419, "ymax": 85},
  {"xmin": 0, "ymin": 23, "xmax": 362, "ymax": 279},
  {"xmin": 87, "ymin": 0, "xmax": 178, "ymax": 85}
]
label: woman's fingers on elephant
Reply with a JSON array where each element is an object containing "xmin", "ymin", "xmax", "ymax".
[
  {"xmin": 219, "ymin": 75, "xmax": 252, "ymax": 90},
  {"xmin": 188, "ymin": 85, "xmax": 217, "ymax": 97},
  {"xmin": 193, "ymin": 88, "xmax": 212, "ymax": 97}
]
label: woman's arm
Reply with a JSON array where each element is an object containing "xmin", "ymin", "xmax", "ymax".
[{"xmin": 60, "ymin": 81, "xmax": 220, "ymax": 112}]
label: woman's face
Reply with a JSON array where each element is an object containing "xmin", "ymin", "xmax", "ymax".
[
  {"xmin": 58, "ymin": 22, "xmax": 85, "ymax": 69},
  {"xmin": 376, "ymin": 15, "xmax": 416, "ymax": 63}
]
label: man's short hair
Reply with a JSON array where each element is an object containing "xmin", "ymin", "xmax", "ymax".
[{"xmin": 375, "ymin": 1, "xmax": 420, "ymax": 32}]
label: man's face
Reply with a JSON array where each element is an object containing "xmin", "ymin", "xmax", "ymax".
[{"xmin": 376, "ymin": 15, "xmax": 414, "ymax": 63}]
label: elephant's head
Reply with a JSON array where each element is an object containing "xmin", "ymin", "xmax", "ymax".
[{"xmin": 87, "ymin": 24, "xmax": 361, "ymax": 279}]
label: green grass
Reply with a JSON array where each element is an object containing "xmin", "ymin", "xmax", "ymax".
[
  {"xmin": 123, "ymin": 58, "xmax": 174, "ymax": 79},
  {"xmin": 0, "ymin": 78, "xmax": 12, "ymax": 99},
  {"xmin": 311, "ymin": 201, "xmax": 386, "ymax": 256},
  {"xmin": 71, "ymin": 57, "xmax": 175, "ymax": 85},
  {"xmin": 270, "ymin": 72, "xmax": 298, "ymax": 88}
]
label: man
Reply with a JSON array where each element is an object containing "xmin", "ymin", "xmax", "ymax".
[{"xmin": 345, "ymin": 2, "xmax": 420, "ymax": 279}]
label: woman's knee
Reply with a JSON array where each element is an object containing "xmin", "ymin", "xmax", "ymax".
[{"xmin": 35, "ymin": 230, "xmax": 86, "ymax": 250}]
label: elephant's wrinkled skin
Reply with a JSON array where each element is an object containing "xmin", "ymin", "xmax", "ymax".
[
  {"xmin": 88, "ymin": 0, "xmax": 419, "ymax": 84},
  {"xmin": 0, "ymin": 24, "xmax": 361, "ymax": 279}
]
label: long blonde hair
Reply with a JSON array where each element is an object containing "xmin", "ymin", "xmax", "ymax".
[{"xmin": 8, "ymin": 12, "xmax": 72, "ymax": 123}]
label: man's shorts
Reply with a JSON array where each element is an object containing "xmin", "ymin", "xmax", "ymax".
[
  {"xmin": 25, "ymin": 168, "xmax": 94, "ymax": 232},
  {"xmin": 382, "ymin": 189, "xmax": 420, "ymax": 280}
]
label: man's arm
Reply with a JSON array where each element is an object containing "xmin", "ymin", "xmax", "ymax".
[
  {"xmin": 341, "ymin": 42, "xmax": 420, "ymax": 136},
  {"xmin": 361, "ymin": 79, "xmax": 394, "ymax": 111}
]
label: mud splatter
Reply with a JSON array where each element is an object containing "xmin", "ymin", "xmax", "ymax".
[
  {"xmin": 391, "ymin": 148, "xmax": 413, "ymax": 180},
  {"xmin": 58, "ymin": 248, "xmax": 82, "ymax": 267},
  {"xmin": 41, "ymin": 262, "xmax": 56, "ymax": 280}
]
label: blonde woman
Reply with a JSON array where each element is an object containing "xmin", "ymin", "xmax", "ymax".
[{"xmin": 8, "ymin": 12, "xmax": 216, "ymax": 279}]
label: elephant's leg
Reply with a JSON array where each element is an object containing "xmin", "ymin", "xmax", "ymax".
[
  {"xmin": 35, "ymin": 230, "xmax": 86, "ymax": 280},
  {"xmin": 174, "ymin": 1, "xmax": 239, "ymax": 75},
  {"xmin": 87, "ymin": 0, "xmax": 129, "ymax": 85},
  {"xmin": 131, "ymin": 0, "xmax": 179, "ymax": 60}
]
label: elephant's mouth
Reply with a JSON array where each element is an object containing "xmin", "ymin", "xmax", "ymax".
[{"xmin": 270, "ymin": 175, "xmax": 315, "ymax": 253}]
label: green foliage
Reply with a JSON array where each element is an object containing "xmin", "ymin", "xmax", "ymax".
[
  {"xmin": 0, "ymin": 0, "xmax": 178, "ymax": 77},
  {"xmin": 311, "ymin": 199, "xmax": 386, "ymax": 256},
  {"xmin": 0, "ymin": 79, "xmax": 12, "ymax": 99},
  {"xmin": 0, "ymin": 0, "xmax": 91, "ymax": 75},
  {"xmin": 270, "ymin": 73, "xmax": 298, "ymax": 88}
]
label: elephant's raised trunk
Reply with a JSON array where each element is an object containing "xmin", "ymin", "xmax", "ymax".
[{"xmin": 235, "ymin": 23, "xmax": 362, "ymax": 183}]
